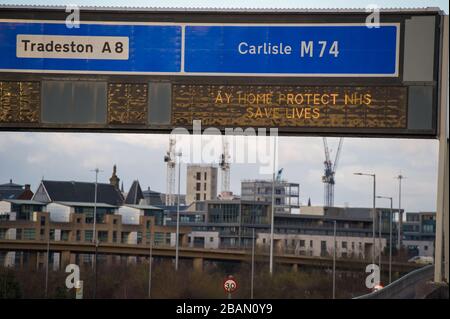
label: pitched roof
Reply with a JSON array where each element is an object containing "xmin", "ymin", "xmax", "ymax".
[
  {"xmin": 124, "ymin": 180, "xmax": 144, "ymax": 205},
  {"xmin": 42, "ymin": 180, "xmax": 124, "ymax": 206},
  {"xmin": 0, "ymin": 182, "xmax": 23, "ymax": 188}
]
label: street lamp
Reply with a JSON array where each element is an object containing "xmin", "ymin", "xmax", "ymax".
[
  {"xmin": 90, "ymin": 167, "xmax": 102, "ymax": 299},
  {"xmin": 251, "ymin": 227, "xmax": 255, "ymax": 299},
  {"xmin": 395, "ymin": 175, "xmax": 406, "ymax": 250},
  {"xmin": 148, "ymin": 229, "xmax": 153, "ymax": 298},
  {"xmin": 175, "ymin": 151, "xmax": 182, "ymax": 271},
  {"xmin": 269, "ymin": 136, "xmax": 277, "ymax": 275},
  {"xmin": 332, "ymin": 220, "xmax": 337, "ymax": 299},
  {"xmin": 377, "ymin": 196, "xmax": 394, "ymax": 284},
  {"xmin": 354, "ymin": 172, "xmax": 376, "ymax": 267}
]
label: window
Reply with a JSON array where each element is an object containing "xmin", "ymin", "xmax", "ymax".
[
  {"xmin": 204, "ymin": 172, "xmax": 207, "ymax": 180},
  {"xmin": 310, "ymin": 240, "xmax": 313, "ymax": 248},
  {"xmin": 196, "ymin": 193, "xmax": 201, "ymax": 201},
  {"xmin": 113, "ymin": 219, "xmax": 118, "ymax": 225},
  {"xmin": 352, "ymin": 242, "xmax": 355, "ymax": 250},
  {"xmin": 342, "ymin": 241, "xmax": 348, "ymax": 249},
  {"xmin": 146, "ymin": 220, "xmax": 151, "ymax": 229},
  {"xmin": 40, "ymin": 216, "xmax": 46, "ymax": 226},
  {"xmin": 204, "ymin": 183, "xmax": 207, "ymax": 191},
  {"xmin": 196, "ymin": 183, "xmax": 201, "ymax": 191},
  {"xmin": 76, "ymin": 230, "xmax": 81, "ymax": 241},
  {"xmin": 210, "ymin": 237, "xmax": 214, "ymax": 242},
  {"xmin": 84, "ymin": 230, "xmax": 93, "ymax": 242},
  {"xmin": 113, "ymin": 231, "xmax": 117, "ymax": 243},
  {"xmin": 196, "ymin": 172, "xmax": 201, "ymax": 180},
  {"xmin": 23, "ymin": 228, "xmax": 35, "ymax": 240},
  {"xmin": 424, "ymin": 245, "xmax": 428, "ymax": 251},
  {"xmin": 204, "ymin": 194, "xmax": 206, "ymax": 200},
  {"xmin": 76, "ymin": 218, "xmax": 81, "ymax": 223},
  {"xmin": 263, "ymin": 238, "xmax": 266, "ymax": 244},
  {"xmin": 300, "ymin": 240, "xmax": 305, "ymax": 247},
  {"xmin": 320, "ymin": 241, "xmax": 327, "ymax": 256}
]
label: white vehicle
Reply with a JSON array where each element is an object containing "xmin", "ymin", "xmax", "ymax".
[{"xmin": 408, "ymin": 256, "xmax": 434, "ymax": 264}]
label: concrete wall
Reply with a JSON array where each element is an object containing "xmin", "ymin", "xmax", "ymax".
[
  {"xmin": 403, "ymin": 240, "xmax": 435, "ymax": 257},
  {"xmin": 46, "ymin": 203, "xmax": 71, "ymax": 222},
  {"xmin": 257, "ymin": 232, "xmax": 386, "ymax": 259},
  {"xmin": 187, "ymin": 231, "xmax": 220, "ymax": 249},
  {"xmin": 186, "ymin": 165, "xmax": 218, "ymax": 205},
  {"xmin": 117, "ymin": 206, "xmax": 141, "ymax": 225},
  {"xmin": 0, "ymin": 201, "xmax": 12, "ymax": 215}
]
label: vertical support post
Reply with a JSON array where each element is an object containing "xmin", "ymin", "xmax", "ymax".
[
  {"xmin": 269, "ymin": 136, "xmax": 276, "ymax": 275},
  {"xmin": 389, "ymin": 199, "xmax": 393, "ymax": 284},
  {"xmin": 397, "ymin": 175, "xmax": 403, "ymax": 249},
  {"xmin": 93, "ymin": 168, "xmax": 99, "ymax": 299},
  {"xmin": 435, "ymin": 14, "xmax": 449, "ymax": 284},
  {"xmin": 175, "ymin": 151, "xmax": 182, "ymax": 271},
  {"xmin": 148, "ymin": 230, "xmax": 153, "ymax": 299},
  {"xmin": 373, "ymin": 175, "xmax": 376, "ymax": 268},
  {"xmin": 333, "ymin": 220, "xmax": 336, "ymax": 299},
  {"xmin": 379, "ymin": 209, "xmax": 382, "ymax": 276},
  {"xmin": 251, "ymin": 227, "xmax": 255, "ymax": 299},
  {"xmin": 44, "ymin": 227, "xmax": 50, "ymax": 298}
]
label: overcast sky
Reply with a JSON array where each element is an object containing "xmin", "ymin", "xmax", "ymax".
[
  {"xmin": 0, "ymin": 132, "xmax": 440, "ymax": 212},
  {"xmin": 0, "ymin": 0, "xmax": 447, "ymax": 212}
]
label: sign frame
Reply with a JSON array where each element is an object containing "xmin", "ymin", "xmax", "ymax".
[{"xmin": 0, "ymin": 7, "xmax": 444, "ymax": 139}]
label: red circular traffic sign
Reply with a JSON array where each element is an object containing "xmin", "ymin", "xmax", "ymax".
[{"xmin": 223, "ymin": 275, "xmax": 238, "ymax": 294}]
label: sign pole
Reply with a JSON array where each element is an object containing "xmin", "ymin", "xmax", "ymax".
[{"xmin": 434, "ymin": 14, "xmax": 449, "ymax": 284}]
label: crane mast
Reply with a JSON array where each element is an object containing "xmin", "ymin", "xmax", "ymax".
[
  {"xmin": 164, "ymin": 137, "xmax": 176, "ymax": 206},
  {"xmin": 219, "ymin": 137, "xmax": 231, "ymax": 193},
  {"xmin": 322, "ymin": 137, "xmax": 344, "ymax": 207}
]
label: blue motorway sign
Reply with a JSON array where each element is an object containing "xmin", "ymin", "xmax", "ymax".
[
  {"xmin": 0, "ymin": 21, "xmax": 182, "ymax": 73},
  {"xmin": 185, "ymin": 25, "xmax": 399, "ymax": 76},
  {"xmin": 0, "ymin": 21, "xmax": 399, "ymax": 76}
]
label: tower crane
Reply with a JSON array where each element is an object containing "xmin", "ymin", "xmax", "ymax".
[
  {"xmin": 164, "ymin": 137, "xmax": 176, "ymax": 206},
  {"xmin": 322, "ymin": 137, "xmax": 344, "ymax": 207},
  {"xmin": 219, "ymin": 137, "xmax": 231, "ymax": 193}
]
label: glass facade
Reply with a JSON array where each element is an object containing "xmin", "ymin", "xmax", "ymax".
[
  {"xmin": 209, "ymin": 203, "xmax": 239, "ymax": 224},
  {"xmin": 11, "ymin": 203, "xmax": 44, "ymax": 220}
]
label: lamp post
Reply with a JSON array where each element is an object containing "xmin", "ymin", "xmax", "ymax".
[
  {"xmin": 44, "ymin": 227, "xmax": 50, "ymax": 298},
  {"xmin": 354, "ymin": 173, "xmax": 376, "ymax": 268},
  {"xmin": 333, "ymin": 220, "xmax": 337, "ymax": 299},
  {"xmin": 269, "ymin": 136, "xmax": 277, "ymax": 275},
  {"xmin": 377, "ymin": 196, "xmax": 393, "ymax": 284},
  {"xmin": 175, "ymin": 151, "xmax": 182, "ymax": 271},
  {"xmin": 251, "ymin": 227, "xmax": 255, "ymax": 299},
  {"xmin": 148, "ymin": 229, "xmax": 153, "ymax": 298},
  {"xmin": 91, "ymin": 167, "xmax": 102, "ymax": 299},
  {"xmin": 396, "ymin": 175, "xmax": 405, "ymax": 250}
]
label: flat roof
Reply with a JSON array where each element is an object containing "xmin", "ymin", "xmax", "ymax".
[
  {"xmin": 125, "ymin": 204, "xmax": 163, "ymax": 210},
  {"xmin": 275, "ymin": 212, "xmax": 372, "ymax": 222},
  {"xmin": 54, "ymin": 201, "xmax": 118, "ymax": 208},
  {"xmin": 1, "ymin": 199, "xmax": 46, "ymax": 205}
]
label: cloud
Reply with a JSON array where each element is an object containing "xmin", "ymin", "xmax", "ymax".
[{"xmin": 0, "ymin": 131, "xmax": 439, "ymax": 212}]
